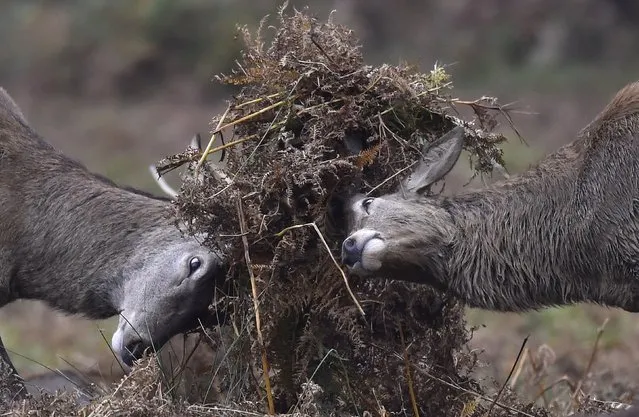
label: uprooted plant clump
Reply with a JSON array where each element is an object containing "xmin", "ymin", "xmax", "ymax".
[
  {"xmin": 158, "ymin": 4, "xmax": 544, "ymax": 416},
  {"xmin": 151, "ymin": 4, "xmax": 623, "ymax": 417},
  {"xmin": 2, "ymin": 4, "xmax": 629, "ymax": 417}
]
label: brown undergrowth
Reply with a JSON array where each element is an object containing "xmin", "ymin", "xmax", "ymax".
[{"xmin": 2, "ymin": 3, "xmax": 633, "ymax": 416}]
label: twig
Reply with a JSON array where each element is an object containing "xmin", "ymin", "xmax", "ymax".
[
  {"xmin": 97, "ymin": 326, "xmax": 127, "ymax": 374},
  {"xmin": 295, "ymin": 97, "xmax": 343, "ymax": 115},
  {"xmin": 486, "ymin": 336, "xmax": 528, "ymax": 416},
  {"xmin": 568, "ymin": 318, "xmax": 609, "ymax": 412},
  {"xmin": 207, "ymin": 111, "xmax": 287, "ymax": 200},
  {"xmin": 410, "ymin": 365, "xmax": 536, "ymax": 417},
  {"xmin": 399, "ymin": 325, "xmax": 420, "ymax": 417},
  {"xmin": 414, "ymin": 81, "xmax": 453, "ymax": 97},
  {"xmin": 237, "ymin": 198, "xmax": 275, "ymax": 415},
  {"xmin": 212, "ymin": 96, "xmax": 295, "ymax": 136},
  {"xmin": 204, "ymin": 121, "xmax": 287, "ymax": 159},
  {"xmin": 508, "ymin": 347, "xmax": 528, "ymax": 390},
  {"xmin": 291, "ymin": 348, "xmax": 337, "ymax": 413},
  {"xmin": 168, "ymin": 334, "xmax": 204, "ymax": 390},
  {"xmin": 187, "ymin": 405, "xmax": 265, "ymax": 416},
  {"xmin": 5, "ymin": 349, "xmax": 89, "ymax": 395},
  {"xmin": 234, "ymin": 92, "xmax": 285, "ymax": 109},
  {"xmin": 196, "ymin": 105, "xmax": 231, "ymax": 172},
  {"xmin": 57, "ymin": 356, "xmax": 105, "ymax": 396},
  {"xmin": 367, "ymin": 161, "xmax": 417, "ymax": 196},
  {"xmin": 310, "ymin": 30, "xmax": 337, "ymax": 67},
  {"xmin": 444, "ymin": 96, "xmax": 526, "ymax": 144},
  {"xmin": 275, "ymin": 222, "xmax": 365, "ymax": 316},
  {"xmin": 528, "ymin": 349, "xmax": 551, "ymax": 408},
  {"xmin": 532, "ymin": 375, "xmax": 575, "ymax": 404}
]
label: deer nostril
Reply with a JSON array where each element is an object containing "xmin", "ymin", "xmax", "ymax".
[
  {"xmin": 344, "ymin": 237, "xmax": 356, "ymax": 251},
  {"xmin": 341, "ymin": 237, "xmax": 361, "ymax": 267},
  {"xmin": 122, "ymin": 342, "xmax": 147, "ymax": 367}
]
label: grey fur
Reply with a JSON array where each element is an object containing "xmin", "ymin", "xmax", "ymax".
[
  {"xmin": 0, "ymin": 87, "xmax": 223, "ymax": 400},
  {"xmin": 574, "ymin": 407, "xmax": 638, "ymax": 417},
  {"xmin": 342, "ymin": 81, "xmax": 639, "ymax": 313}
]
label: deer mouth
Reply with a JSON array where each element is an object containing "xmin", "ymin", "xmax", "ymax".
[
  {"xmin": 341, "ymin": 229, "xmax": 385, "ymax": 273},
  {"xmin": 122, "ymin": 342, "xmax": 149, "ymax": 367},
  {"xmin": 111, "ymin": 312, "xmax": 161, "ymax": 369}
]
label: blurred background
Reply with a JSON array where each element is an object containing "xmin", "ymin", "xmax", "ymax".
[{"xmin": 2, "ymin": 0, "xmax": 639, "ymax": 398}]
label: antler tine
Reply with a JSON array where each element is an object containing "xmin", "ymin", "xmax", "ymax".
[
  {"xmin": 149, "ymin": 132, "xmax": 233, "ymax": 198},
  {"xmin": 149, "ymin": 164, "xmax": 179, "ymax": 199},
  {"xmin": 189, "ymin": 133, "xmax": 203, "ymax": 152}
]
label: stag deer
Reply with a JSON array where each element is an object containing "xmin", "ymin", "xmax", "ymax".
[
  {"xmin": 341, "ymin": 80, "xmax": 639, "ymax": 313},
  {"xmin": 0, "ymin": 87, "xmax": 224, "ymax": 402}
]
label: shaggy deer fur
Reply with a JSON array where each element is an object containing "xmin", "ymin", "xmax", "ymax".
[
  {"xmin": 342, "ymin": 81, "xmax": 639, "ymax": 312},
  {"xmin": 576, "ymin": 407, "xmax": 638, "ymax": 417},
  {"xmin": 0, "ymin": 87, "xmax": 223, "ymax": 401}
]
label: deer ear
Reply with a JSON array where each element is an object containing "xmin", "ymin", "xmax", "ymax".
[{"xmin": 403, "ymin": 126, "xmax": 465, "ymax": 195}]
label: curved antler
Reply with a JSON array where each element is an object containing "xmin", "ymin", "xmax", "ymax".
[{"xmin": 150, "ymin": 133, "xmax": 231, "ymax": 199}]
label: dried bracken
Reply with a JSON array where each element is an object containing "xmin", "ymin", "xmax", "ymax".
[{"xmin": 166, "ymin": 4, "xmax": 515, "ymax": 416}]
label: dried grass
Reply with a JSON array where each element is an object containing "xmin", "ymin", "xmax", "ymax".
[{"xmin": 164, "ymin": 3, "xmax": 516, "ymax": 416}]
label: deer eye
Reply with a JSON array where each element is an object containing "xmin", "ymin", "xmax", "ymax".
[
  {"xmin": 361, "ymin": 197, "xmax": 374, "ymax": 214},
  {"xmin": 188, "ymin": 257, "xmax": 201, "ymax": 275}
]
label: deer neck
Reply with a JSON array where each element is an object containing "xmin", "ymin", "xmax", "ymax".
[
  {"xmin": 441, "ymin": 175, "xmax": 581, "ymax": 312},
  {"xmin": 13, "ymin": 177, "xmax": 173, "ymax": 319}
]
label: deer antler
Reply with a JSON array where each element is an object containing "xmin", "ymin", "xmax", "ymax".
[
  {"xmin": 149, "ymin": 163, "xmax": 179, "ymax": 198},
  {"xmin": 150, "ymin": 133, "xmax": 231, "ymax": 199}
]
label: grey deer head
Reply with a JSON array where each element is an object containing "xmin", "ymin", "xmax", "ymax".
[
  {"xmin": 339, "ymin": 80, "xmax": 639, "ymax": 313},
  {"xmin": 114, "ymin": 134, "xmax": 229, "ymax": 366},
  {"xmin": 0, "ymin": 87, "xmax": 225, "ymax": 381},
  {"xmin": 110, "ymin": 228, "xmax": 222, "ymax": 367},
  {"xmin": 341, "ymin": 126, "xmax": 464, "ymax": 276}
]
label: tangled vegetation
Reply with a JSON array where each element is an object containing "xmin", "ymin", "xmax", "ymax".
[{"xmin": 160, "ymin": 4, "xmax": 530, "ymax": 416}]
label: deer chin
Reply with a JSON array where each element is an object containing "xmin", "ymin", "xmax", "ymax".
[
  {"xmin": 360, "ymin": 238, "xmax": 385, "ymax": 270},
  {"xmin": 345, "ymin": 237, "xmax": 386, "ymax": 275},
  {"xmin": 111, "ymin": 324, "xmax": 130, "ymax": 370},
  {"xmin": 111, "ymin": 311, "xmax": 147, "ymax": 370}
]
